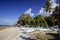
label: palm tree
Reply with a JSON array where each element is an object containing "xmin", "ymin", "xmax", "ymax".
[
  {"xmin": 43, "ymin": 0, "xmax": 52, "ymax": 28},
  {"xmin": 44, "ymin": 0, "xmax": 51, "ymax": 12},
  {"xmin": 40, "ymin": 0, "xmax": 51, "ymax": 28},
  {"xmin": 41, "ymin": 16, "xmax": 49, "ymax": 28}
]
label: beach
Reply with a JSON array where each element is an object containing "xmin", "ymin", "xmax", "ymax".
[
  {"xmin": 0, "ymin": 27, "xmax": 21, "ymax": 40},
  {"xmin": 0, "ymin": 27, "xmax": 59, "ymax": 40}
]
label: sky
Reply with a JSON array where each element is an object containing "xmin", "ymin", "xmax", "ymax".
[{"xmin": 0, "ymin": 0, "xmax": 60, "ymax": 25}]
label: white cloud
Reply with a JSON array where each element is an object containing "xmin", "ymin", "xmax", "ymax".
[
  {"xmin": 50, "ymin": 0, "xmax": 56, "ymax": 3},
  {"xmin": 51, "ymin": 3, "xmax": 58, "ymax": 8},
  {"xmin": 24, "ymin": 8, "xmax": 34, "ymax": 17},
  {"xmin": 38, "ymin": 0, "xmax": 59, "ymax": 17},
  {"xmin": 50, "ymin": 0, "xmax": 59, "ymax": 9},
  {"xmin": 39, "ymin": 8, "xmax": 50, "ymax": 17},
  {"xmin": 39, "ymin": 8, "xmax": 44, "ymax": 13}
]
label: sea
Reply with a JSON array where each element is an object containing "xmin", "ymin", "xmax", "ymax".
[{"xmin": 0, "ymin": 25, "xmax": 13, "ymax": 30}]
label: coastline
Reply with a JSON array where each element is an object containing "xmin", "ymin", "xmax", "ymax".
[
  {"xmin": 0, "ymin": 26, "xmax": 59, "ymax": 40},
  {"xmin": 0, "ymin": 27, "xmax": 20, "ymax": 40},
  {"xmin": 0, "ymin": 26, "xmax": 13, "ymax": 31},
  {"xmin": 0, "ymin": 27, "xmax": 8, "ymax": 31}
]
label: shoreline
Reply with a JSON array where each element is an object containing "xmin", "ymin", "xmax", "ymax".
[
  {"xmin": 0, "ymin": 27, "xmax": 20, "ymax": 40},
  {"xmin": 0, "ymin": 26, "xmax": 59, "ymax": 40},
  {"xmin": 0, "ymin": 26, "xmax": 13, "ymax": 31}
]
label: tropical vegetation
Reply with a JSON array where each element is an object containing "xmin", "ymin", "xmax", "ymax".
[{"xmin": 17, "ymin": 0, "xmax": 59, "ymax": 27}]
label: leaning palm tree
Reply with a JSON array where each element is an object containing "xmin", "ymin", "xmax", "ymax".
[
  {"xmin": 41, "ymin": 15, "xmax": 49, "ymax": 28},
  {"xmin": 40, "ymin": 0, "xmax": 51, "ymax": 28},
  {"xmin": 42, "ymin": 0, "xmax": 51, "ymax": 28}
]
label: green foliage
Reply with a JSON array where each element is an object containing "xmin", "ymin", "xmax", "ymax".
[
  {"xmin": 17, "ymin": 14, "xmax": 35, "ymax": 27},
  {"xmin": 17, "ymin": 14, "xmax": 57, "ymax": 27},
  {"xmin": 44, "ymin": 16, "xmax": 58, "ymax": 27},
  {"xmin": 17, "ymin": 14, "xmax": 46, "ymax": 27},
  {"xmin": 52, "ymin": 6, "xmax": 60, "ymax": 17},
  {"xmin": 44, "ymin": 0, "xmax": 51, "ymax": 12},
  {"xmin": 34, "ymin": 15, "xmax": 46, "ymax": 27},
  {"xmin": 17, "ymin": 0, "xmax": 59, "ymax": 27}
]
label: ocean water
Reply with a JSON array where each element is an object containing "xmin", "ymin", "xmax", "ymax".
[{"xmin": 0, "ymin": 25, "xmax": 12, "ymax": 30}]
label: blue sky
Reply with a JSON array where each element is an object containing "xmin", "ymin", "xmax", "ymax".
[{"xmin": 0, "ymin": 0, "xmax": 60, "ymax": 25}]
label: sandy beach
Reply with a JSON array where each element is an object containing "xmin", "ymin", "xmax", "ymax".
[
  {"xmin": 0, "ymin": 27, "xmax": 22, "ymax": 40},
  {"xmin": 0, "ymin": 27, "xmax": 59, "ymax": 40}
]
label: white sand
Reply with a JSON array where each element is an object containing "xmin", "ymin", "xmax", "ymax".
[
  {"xmin": 0, "ymin": 27, "xmax": 33, "ymax": 40},
  {"xmin": 0, "ymin": 27, "xmax": 58, "ymax": 40},
  {"xmin": 0, "ymin": 27, "xmax": 22, "ymax": 40}
]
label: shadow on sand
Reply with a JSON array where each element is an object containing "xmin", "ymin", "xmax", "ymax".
[
  {"xmin": 19, "ymin": 33, "xmax": 60, "ymax": 40},
  {"xmin": 19, "ymin": 36, "xmax": 36, "ymax": 40},
  {"xmin": 46, "ymin": 33, "xmax": 60, "ymax": 40}
]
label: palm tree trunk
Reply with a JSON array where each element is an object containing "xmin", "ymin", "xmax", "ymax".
[{"xmin": 41, "ymin": 16, "xmax": 49, "ymax": 28}]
